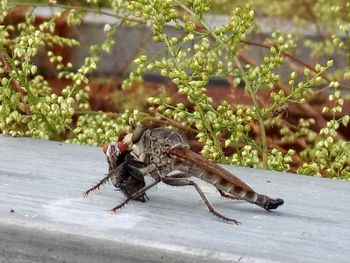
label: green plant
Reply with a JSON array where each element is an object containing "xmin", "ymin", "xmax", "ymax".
[{"xmin": 1, "ymin": 0, "xmax": 349, "ymax": 179}]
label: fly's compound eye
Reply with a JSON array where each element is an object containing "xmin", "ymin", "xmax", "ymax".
[{"xmin": 102, "ymin": 143, "xmax": 109, "ymax": 155}]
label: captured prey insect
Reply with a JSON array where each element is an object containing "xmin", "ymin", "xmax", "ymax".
[
  {"xmin": 86, "ymin": 125, "xmax": 284, "ymax": 225},
  {"xmin": 84, "ymin": 142, "xmax": 148, "ymax": 203}
]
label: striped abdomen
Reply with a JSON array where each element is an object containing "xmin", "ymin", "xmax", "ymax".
[
  {"xmin": 169, "ymin": 148, "xmax": 284, "ymax": 211},
  {"xmin": 195, "ymin": 168, "xmax": 283, "ymax": 210}
]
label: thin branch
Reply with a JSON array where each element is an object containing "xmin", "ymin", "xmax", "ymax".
[
  {"xmin": 0, "ymin": 51, "xmax": 30, "ymax": 115},
  {"xmin": 301, "ymin": 0, "xmax": 328, "ymax": 40},
  {"xmin": 242, "ymin": 39, "xmax": 350, "ymax": 90},
  {"xmin": 15, "ymin": 1, "xmax": 348, "ymax": 91}
]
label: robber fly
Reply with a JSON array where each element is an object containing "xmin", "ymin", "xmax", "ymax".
[
  {"xmin": 86, "ymin": 125, "xmax": 284, "ymax": 225},
  {"xmin": 84, "ymin": 142, "xmax": 148, "ymax": 202}
]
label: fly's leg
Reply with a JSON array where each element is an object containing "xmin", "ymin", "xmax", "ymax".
[
  {"xmin": 84, "ymin": 162, "xmax": 126, "ymax": 198},
  {"xmin": 162, "ymin": 177, "xmax": 240, "ymax": 225},
  {"xmin": 109, "ymin": 177, "xmax": 161, "ymax": 213},
  {"xmin": 217, "ymin": 188, "xmax": 238, "ymax": 200},
  {"xmin": 84, "ymin": 174, "xmax": 111, "ymax": 198}
]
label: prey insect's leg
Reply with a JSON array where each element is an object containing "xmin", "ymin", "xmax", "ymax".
[
  {"xmin": 109, "ymin": 177, "xmax": 161, "ymax": 213},
  {"xmin": 162, "ymin": 177, "xmax": 240, "ymax": 225}
]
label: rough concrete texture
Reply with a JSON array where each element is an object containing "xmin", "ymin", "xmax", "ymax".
[{"xmin": 1, "ymin": 135, "xmax": 349, "ymax": 263}]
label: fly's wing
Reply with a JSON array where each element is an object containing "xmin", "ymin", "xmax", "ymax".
[
  {"xmin": 114, "ymin": 167, "xmax": 147, "ymax": 202},
  {"xmin": 167, "ymin": 147, "xmax": 254, "ymax": 192},
  {"xmin": 118, "ymin": 175, "xmax": 147, "ymax": 202},
  {"xmin": 109, "ymin": 151, "xmax": 146, "ymax": 186},
  {"xmin": 109, "ymin": 163, "xmax": 128, "ymax": 187},
  {"xmin": 125, "ymin": 165, "xmax": 146, "ymax": 183},
  {"xmin": 125, "ymin": 159, "xmax": 157, "ymax": 194},
  {"xmin": 125, "ymin": 155, "xmax": 148, "ymax": 169}
]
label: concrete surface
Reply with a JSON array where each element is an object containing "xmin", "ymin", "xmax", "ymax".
[{"xmin": 1, "ymin": 135, "xmax": 350, "ymax": 263}]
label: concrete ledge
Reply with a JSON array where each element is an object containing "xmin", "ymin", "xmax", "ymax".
[{"xmin": 1, "ymin": 135, "xmax": 350, "ymax": 262}]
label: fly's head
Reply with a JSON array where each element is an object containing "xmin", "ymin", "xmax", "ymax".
[
  {"xmin": 84, "ymin": 140, "xmax": 146, "ymax": 202},
  {"xmin": 102, "ymin": 141, "xmax": 147, "ymax": 202},
  {"xmin": 103, "ymin": 141, "xmax": 128, "ymax": 169}
]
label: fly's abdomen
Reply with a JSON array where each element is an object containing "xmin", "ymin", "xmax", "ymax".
[
  {"xmin": 185, "ymin": 164, "xmax": 248, "ymax": 197},
  {"xmin": 167, "ymin": 142, "xmax": 284, "ymax": 211},
  {"xmin": 187, "ymin": 164, "xmax": 284, "ymax": 211},
  {"xmin": 252, "ymin": 193, "xmax": 284, "ymax": 210}
]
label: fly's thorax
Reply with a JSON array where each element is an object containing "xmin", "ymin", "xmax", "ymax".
[
  {"xmin": 134, "ymin": 128, "xmax": 185, "ymax": 163},
  {"xmin": 131, "ymin": 127, "xmax": 193, "ymax": 177},
  {"xmin": 131, "ymin": 143, "xmax": 145, "ymax": 162}
]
